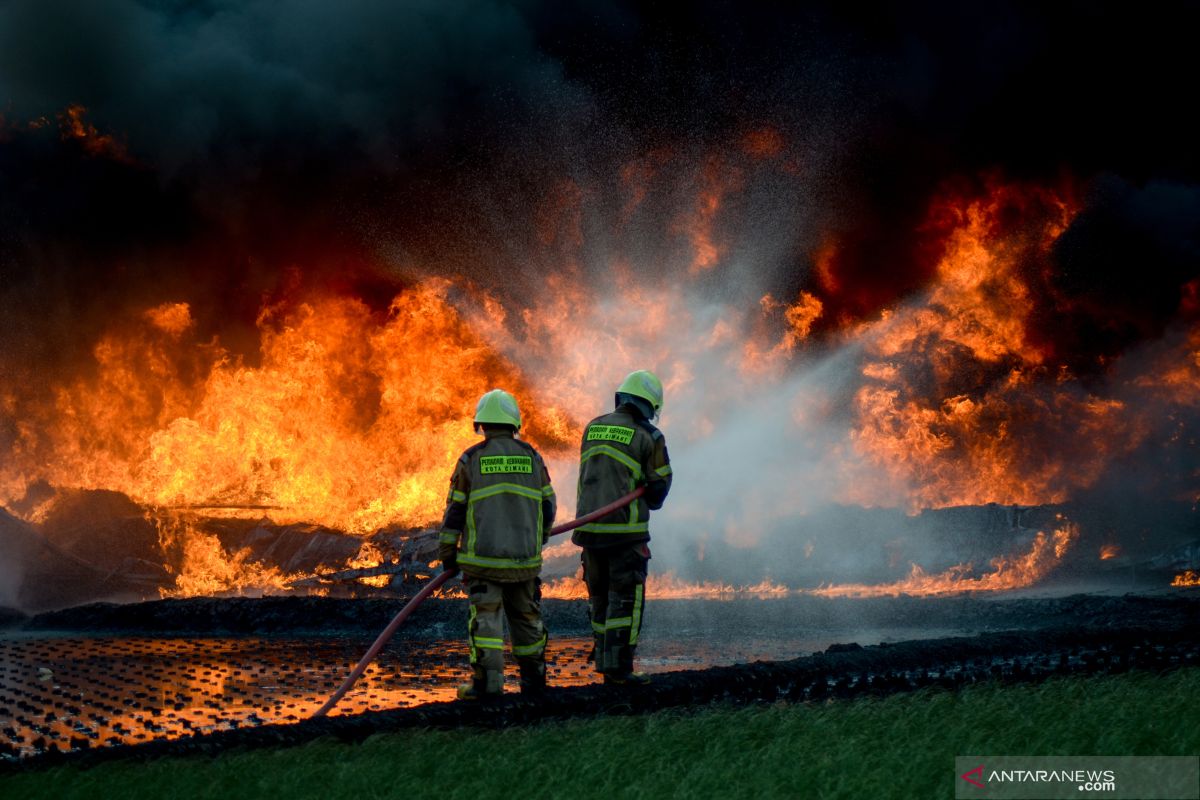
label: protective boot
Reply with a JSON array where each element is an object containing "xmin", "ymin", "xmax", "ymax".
[
  {"xmin": 456, "ymin": 668, "xmax": 503, "ymax": 700},
  {"xmin": 517, "ymin": 658, "xmax": 546, "ymax": 697},
  {"xmin": 602, "ymin": 670, "xmax": 651, "ymax": 686}
]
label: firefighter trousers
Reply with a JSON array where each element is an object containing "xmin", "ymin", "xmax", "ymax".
[
  {"xmin": 581, "ymin": 543, "xmax": 649, "ymax": 675},
  {"xmin": 465, "ymin": 576, "xmax": 547, "ymax": 688}
]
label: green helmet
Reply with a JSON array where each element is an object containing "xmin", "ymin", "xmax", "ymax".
[
  {"xmin": 616, "ymin": 370, "xmax": 664, "ymax": 415},
  {"xmin": 474, "ymin": 389, "xmax": 522, "ymax": 430}
]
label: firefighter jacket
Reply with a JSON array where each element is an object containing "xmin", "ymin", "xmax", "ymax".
[
  {"xmin": 572, "ymin": 404, "xmax": 672, "ymax": 549},
  {"xmin": 439, "ymin": 431, "xmax": 556, "ymax": 582}
]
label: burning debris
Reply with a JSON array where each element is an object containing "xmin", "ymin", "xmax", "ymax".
[{"xmin": 1173, "ymin": 571, "xmax": 1200, "ymax": 588}]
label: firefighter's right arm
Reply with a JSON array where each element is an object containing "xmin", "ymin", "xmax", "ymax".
[
  {"xmin": 643, "ymin": 431, "xmax": 672, "ymax": 510},
  {"xmin": 438, "ymin": 455, "xmax": 471, "ymax": 570},
  {"xmin": 538, "ymin": 458, "xmax": 557, "ymax": 544}
]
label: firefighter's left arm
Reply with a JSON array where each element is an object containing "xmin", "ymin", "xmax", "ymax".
[
  {"xmin": 643, "ymin": 430, "xmax": 672, "ymax": 510},
  {"xmin": 438, "ymin": 454, "xmax": 471, "ymax": 569},
  {"xmin": 538, "ymin": 457, "xmax": 557, "ymax": 543}
]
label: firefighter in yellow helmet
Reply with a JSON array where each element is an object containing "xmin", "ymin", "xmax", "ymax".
[
  {"xmin": 438, "ymin": 389, "xmax": 556, "ymax": 699},
  {"xmin": 573, "ymin": 370, "xmax": 672, "ymax": 685}
]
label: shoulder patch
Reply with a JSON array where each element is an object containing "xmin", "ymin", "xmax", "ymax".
[{"xmin": 586, "ymin": 424, "xmax": 636, "ymax": 445}]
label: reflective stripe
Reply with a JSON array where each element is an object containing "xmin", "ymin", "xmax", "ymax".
[
  {"xmin": 458, "ymin": 553, "xmax": 543, "ymax": 569},
  {"xmin": 541, "ymin": 485, "xmax": 556, "ymax": 497},
  {"xmin": 630, "ymin": 584, "xmax": 644, "ymax": 645},
  {"xmin": 465, "ymin": 482, "xmax": 544, "ymax": 560},
  {"xmin": 576, "ymin": 521, "xmax": 650, "ymax": 535},
  {"xmin": 512, "ymin": 632, "xmax": 547, "ymax": 657},
  {"xmin": 470, "ymin": 483, "xmax": 543, "ymax": 503},
  {"xmin": 468, "ymin": 604, "xmax": 478, "ymax": 663},
  {"xmin": 654, "ymin": 464, "xmax": 672, "ymax": 478},
  {"xmin": 473, "ymin": 636, "xmax": 505, "ymax": 650},
  {"xmin": 590, "ymin": 621, "xmax": 605, "ymax": 634},
  {"xmin": 439, "ymin": 531, "xmax": 460, "ymax": 544},
  {"xmin": 448, "ymin": 489, "xmax": 467, "ymax": 503},
  {"xmin": 605, "ymin": 616, "xmax": 632, "ymax": 630},
  {"xmin": 580, "ymin": 445, "xmax": 643, "ymax": 480}
]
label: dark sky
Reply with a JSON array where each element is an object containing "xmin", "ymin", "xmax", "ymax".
[{"xmin": 1, "ymin": 0, "xmax": 1197, "ymax": 373}]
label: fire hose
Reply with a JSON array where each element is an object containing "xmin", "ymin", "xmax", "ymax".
[{"xmin": 310, "ymin": 486, "xmax": 646, "ymax": 718}]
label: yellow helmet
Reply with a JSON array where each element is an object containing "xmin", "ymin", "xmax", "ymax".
[
  {"xmin": 473, "ymin": 389, "xmax": 521, "ymax": 430},
  {"xmin": 616, "ymin": 370, "xmax": 664, "ymax": 416}
]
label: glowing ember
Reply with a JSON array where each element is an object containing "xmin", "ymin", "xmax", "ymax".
[
  {"xmin": 1099, "ymin": 544, "xmax": 1120, "ymax": 560},
  {"xmin": 58, "ymin": 104, "xmax": 131, "ymax": 162},
  {"xmin": 809, "ymin": 525, "xmax": 1079, "ymax": 598},
  {"xmin": 1172, "ymin": 571, "xmax": 1200, "ymax": 587}
]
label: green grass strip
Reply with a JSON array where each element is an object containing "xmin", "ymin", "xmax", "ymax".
[{"xmin": 5, "ymin": 668, "xmax": 1198, "ymax": 799}]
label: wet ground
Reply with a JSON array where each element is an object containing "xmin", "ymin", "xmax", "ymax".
[
  {"xmin": 2, "ymin": 591, "xmax": 1198, "ymax": 765},
  {"xmin": 0, "ymin": 623, "xmax": 973, "ymax": 759}
]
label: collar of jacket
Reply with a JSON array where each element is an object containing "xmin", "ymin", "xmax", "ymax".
[{"xmin": 615, "ymin": 400, "xmax": 651, "ymax": 421}]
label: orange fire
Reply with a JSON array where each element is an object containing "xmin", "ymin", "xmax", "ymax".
[
  {"xmin": 3, "ymin": 283, "xmax": 576, "ymax": 533},
  {"xmin": 3, "ymin": 121, "xmax": 1198, "ymax": 601},
  {"xmin": 810, "ymin": 525, "xmax": 1079, "ymax": 598},
  {"xmin": 1099, "ymin": 544, "xmax": 1120, "ymax": 560},
  {"xmin": 59, "ymin": 105, "xmax": 131, "ymax": 162},
  {"xmin": 156, "ymin": 515, "xmax": 298, "ymax": 598},
  {"xmin": 1172, "ymin": 570, "xmax": 1200, "ymax": 587},
  {"xmin": 839, "ymin": 181, "xmax": 1152, "ymax": 510}
]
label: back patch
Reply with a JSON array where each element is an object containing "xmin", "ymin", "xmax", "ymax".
[
  {"xmin": 479, "ymin": 455, "xmax": 533, "ymax": 474},
  {"xmin": 586, "ymin": 424, "xmax": 635, "ymax": 445}
]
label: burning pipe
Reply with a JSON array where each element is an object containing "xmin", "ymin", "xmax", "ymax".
[{"xmin": 310, "ymin": 487, "xmax": 646, "ymax": 718}]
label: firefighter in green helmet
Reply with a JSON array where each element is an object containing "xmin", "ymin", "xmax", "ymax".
[
  {"xmin": 438, "ymin": 389, "xmax": 556, "ymax": 699},
  {"xmin": 573, "ymin": 370, "xmax": 673, "ymax": 685}
]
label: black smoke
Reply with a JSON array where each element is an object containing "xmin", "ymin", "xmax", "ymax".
[{"xmin": 2, "ymin": 0, "xmax": 1198, "ymax": 418}]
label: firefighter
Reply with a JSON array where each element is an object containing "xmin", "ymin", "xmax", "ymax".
[
  {"xmin": 573, "ymin": 369, "xmax": 672, "ymax": 685},
  {"xmin": 438, "ymin": 389, "xmax": 556, "ymax": 699}
]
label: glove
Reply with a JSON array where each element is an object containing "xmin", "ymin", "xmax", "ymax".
[{"xmin": 438, "ymin": 544, "xmax": 458, "ymax": 574}]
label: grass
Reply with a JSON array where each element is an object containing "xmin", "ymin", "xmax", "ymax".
[{"xmin": 4, "ymin": 668, "xmax": 1198, "ymax": 799}]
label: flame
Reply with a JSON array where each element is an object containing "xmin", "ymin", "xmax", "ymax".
[
  {"xmin": 741, "ymin": 291, "xmax": 824, "ymax": 374},
  {"xmin": 144, "ymin": 302, "xmax": 195, "ymax": 337},
  {"xmin": 3, "ymin": 125, "xmax": 1199, "ymax": 601},
  {"xmin": 1099, "ymin": 544, "xmax": 1120, "ymax": 560},
  {"xmin": 840, "ymin": 181, "xmax": 1147, "ymax": 509},
  {"xmin": 1172, "ymin": 570, "xmax": 1200, "ymax": 587},
  {"xmin": 346, "ymin": 541, "xmax": 393, "ymax": 587},
  {"xmin": 810, "ymin": 525, "xmax": 1079, "ymax": 598},
  {"xmin": 681, "ymin": 157, "xmax": 742, "ymax": 273},
  {"xmin": 156, "ymin": 516, "xmax": 295, "ymax": 598},
  {"xmin": 4, "ymin": 283, "xmax": 576, "ymax": 533},
  {"xmin": 58, "ymin": 105, "xmax": 131, "ymax": 162}
]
